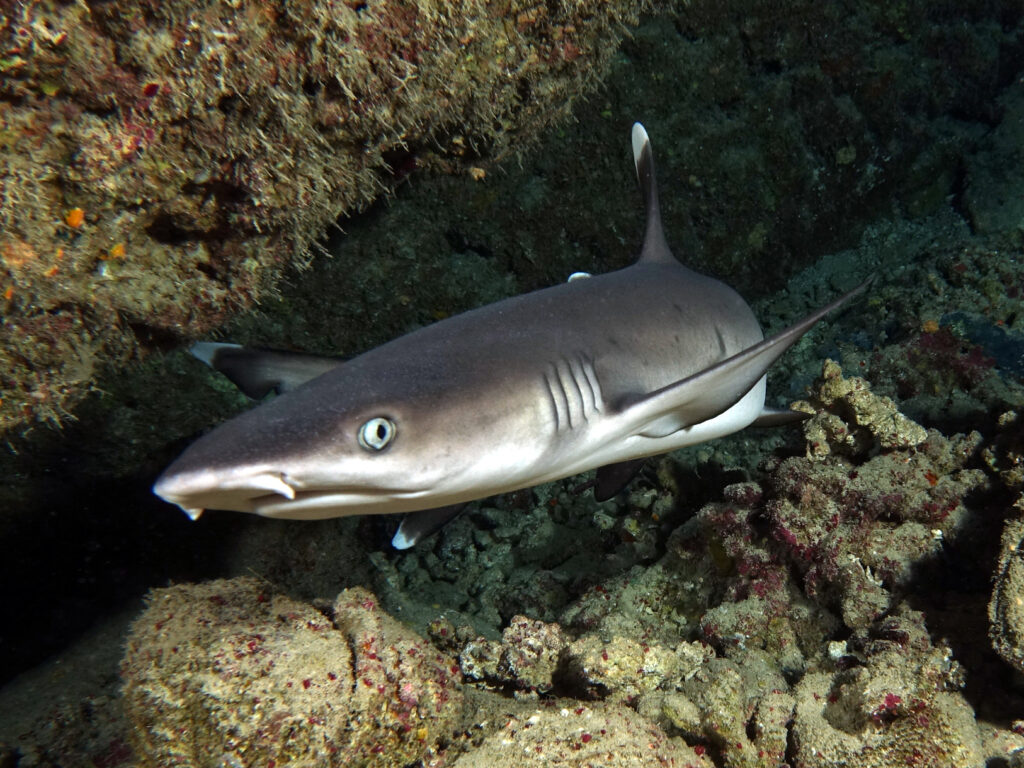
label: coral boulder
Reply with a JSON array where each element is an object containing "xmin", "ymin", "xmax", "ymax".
[{"xmin": 121, "ymin": 579, "xmax": 463, "ymax": 767}]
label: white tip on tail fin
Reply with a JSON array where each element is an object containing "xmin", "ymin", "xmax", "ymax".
[{"xmin": 190, "ymin": 342, "xmax": 242, "ymax": 368}]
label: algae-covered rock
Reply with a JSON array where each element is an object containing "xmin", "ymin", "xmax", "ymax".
[
  {"xmin": 449, "ymin": 701, "xmax": 712, "ymax": 768},
  {"xmin": 983, "ymin": 410, "xmax": 1024, "ymax": 492},
  {"xmin": 637, "ymin": 651, "xmax": 794, "ymax": 768},
  {"xmin": 561, "ymin": 633, "xmax": 711, "ymax": 702},
  {"xmin": 796, "ymin": 359, "xmax": 929, "ymax": 458},
  {"xmin": 458, "ymin": 615, "xmax": 568, "ymax": 694},
  {"xmin": 768, "ymin": 361, "xmax": 987, "ymax": 630},
  {"xmin": 121, "ymin": 578, "xmax": 463, "ymax": 767},
  {"xmin": 792, "ymin": 608, "xmax": 983, "ymax": 768},
  {"xmin": 0, "ymin": 0, "xmax": 645, "ymax": 432},
  {"xmin": 989, "ymin": 495, "xmax": 1024, "ymax": 675}
]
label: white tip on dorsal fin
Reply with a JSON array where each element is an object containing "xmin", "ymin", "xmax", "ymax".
[
  {"xmin": 631, "ymin": 123, "xmax": 650, "ymax": 176},
  {"xmin": 630, "ymin": 123, "xmax": 675, "ymax": 266}
]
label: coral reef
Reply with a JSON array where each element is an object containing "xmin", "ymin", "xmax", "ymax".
[
  {"xmin": 0, "ymin": 0, "xmax": 646, "ymax": 431},
  {"xmin": 4, "ymin": 3, "xmax": 1024, "ymax": 766},
  {"xmin": 964, "ymin": 70, "xmax": 1024, "ymax": 235},
  {"xmin": 19, "ymin": 343, "xmax": 1024, "ymax": 767},
  {"xmin": 119, "ymin": 577, "xmax": 719, "ymax": 767},
  {"xmin": 983, "ymin": 410, "xmax": 1024, "ymax": 492},
  {"xmin": 534, "ymin": 361, "xmax": 1018, "ymax": 766},
  {"xmin": 365, "ymin": 481, "xmax": 661, "ymax": 636},
  {"xmin": 449, "ymin": 701, "xmax": 712, "ymax": 768},
  {"xmin": 559, "ymin": 360, "xmax": 987, "ymax": 655},
  {"xmin": 562, "ymin": 633, "xmax": 712, "ymax": 703},
  {"xmin": 638, "ymin": 651, "xmax": 794, "ymax": 768},
  {"xmin": 122, "ymin": 579, "xmax": 464, "ymax": 767}
]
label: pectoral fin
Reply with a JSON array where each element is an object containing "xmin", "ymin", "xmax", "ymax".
[
  {"xmin": 751, "ymin": 406, "xmax": 812, "ymax": 427},
  {"xmin": 622, "ymin": 278, "xmax": 871, "ymax": 437}
]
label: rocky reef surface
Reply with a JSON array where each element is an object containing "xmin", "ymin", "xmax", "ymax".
[
  {"xmin": 0, "ymin": 0, "xmax": 646, "ymax": 431},
  {"xmin": 122, "ymin": 579, "xmax": 464, "ymax": 767}
]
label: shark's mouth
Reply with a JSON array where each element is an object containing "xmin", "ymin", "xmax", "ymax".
[
  {"xmin": 250, "ymin": 487, "xmax": 435, "ymax": 520},
  {"xmin": 154, "ymin": 464, "xmax": 431, "ymax": 521}
]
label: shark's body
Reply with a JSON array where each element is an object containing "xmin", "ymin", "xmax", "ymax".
[{"xmin": 154, "ymin": 124, "xmax": 865, "ymax": 546}]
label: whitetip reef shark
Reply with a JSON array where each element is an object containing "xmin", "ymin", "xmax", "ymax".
[{"xmin": 154, "ymin": 123, "xmax": 868, "ymax": 548}]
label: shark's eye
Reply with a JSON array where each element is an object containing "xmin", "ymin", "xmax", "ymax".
[{"xmin": 358, "ymin": 417, "xmax": 396, "ymax": 451}]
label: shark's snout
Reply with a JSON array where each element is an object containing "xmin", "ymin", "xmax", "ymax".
[{"xmin": 153, "ymin": 463, "xmax": 297, "ymax": 519}]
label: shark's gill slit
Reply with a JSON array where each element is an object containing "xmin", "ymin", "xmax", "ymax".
[
  {"xmin": 545, "ymin": 364, "xmax": 569, "ymax": 432},
  {"xmin": 580, "ymin": 356, "xmax": 603, "ymax": 416},
  {"xmin": 559, "ymin": 357, "xmax": 586, "ymax": 428}
]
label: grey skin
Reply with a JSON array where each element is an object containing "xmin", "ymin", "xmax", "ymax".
[{"xmin": 154, "ymin": 123, "xmax": 867, "ymax": 548}]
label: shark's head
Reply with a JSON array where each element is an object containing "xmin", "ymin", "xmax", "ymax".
[{"xmin": 153, "ymin": 345, "xmax": 551, "ymax": 521}]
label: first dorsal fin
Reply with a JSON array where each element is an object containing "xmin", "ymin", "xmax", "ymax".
[{"xmin": 631, "ymin": 123, "xmax": 676, "ymax": 266}]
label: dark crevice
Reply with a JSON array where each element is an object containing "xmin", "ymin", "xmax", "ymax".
[
  {"xmin": 127, "ymin": 321, "xmax": 195, "ymax": 349},
  {"xmin": 145, "ymin": 178, "xmax": 250, "ymax": 246},
  {"xmin": 301, "ymin": 76, "xmax": 322, "ymax": 97},
  {"xmin": 381, "ymin": 147, "xmax": 419, "ymax": 183},
  {"xmin": 145, "ymin": 213, "xmax": 196, "ymax": 246},
  {"xmin": 948, "ymin": 158, "xmax": 974, "ymax": 235},
  {"xmin": 744, "ymin": 713, "xmax": 758, "ymax": 742},
  {"xmin": 444, "ymin": 230, "xmax": 496, "ymax": 261},
  {"xmin": 218, "ymin": 93, "xmax": 241, "ymax": 115},
  {"xmin": 784, "ymin": 718, "xmax": 799, "ymax": 766}
]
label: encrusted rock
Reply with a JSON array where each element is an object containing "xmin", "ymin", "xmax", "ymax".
[
  {"xmin": 792, "ymin": 607, "xmax": 982, "ymax": 767},
  {"xmin": 665, "ymin": 652, "xmax": 792, "ymax": 768},
  {"xmin": 989, "ymin": 495, "xmax": 1024, "ymax": 675},
  {"xmin": 714, "ymin": 361, "xmax": 986, "ymax": 632},
  {"xmin": 459, "ymin": 615, "xmax": 568, "ymax": 694},
  {"xmin": 982, "ymin": 410, "xmax": 1024, "ymax": 491},
  {"xmin": 796, "ymin": 359, "xmax": 929, "ymax": 458},
  {"xmin": 121, "ymin": 578, "xmax": 463, "ymax": 767},
  {"xmin": 449, "ymin": 702, "xmax": 712, "ymax": 768},
  {"xmin": 0, "ymin": 0, "xmax": 647, "ymax": 430},
  {"xmin": 561, "ymin": 635, "xmax": 711, "ymax": 702}
]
